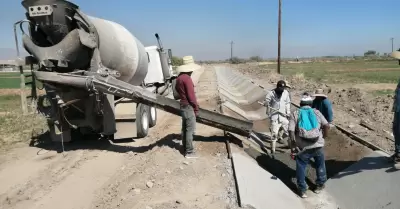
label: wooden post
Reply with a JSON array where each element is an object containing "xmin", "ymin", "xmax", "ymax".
[
  {"xmin": 230, "ymin": 41, "xmax": 234, "ymax": 63},
  {"xmin": 30, "ymin": 63, "xmax": 37, "ymax": 100},
  {"xmin": 19, "ymin": 65, "xmax": 28, "ymax": 115},
  {"xmin": 277, "ymin": 0, "xmax": 282, "ymax": 74}
]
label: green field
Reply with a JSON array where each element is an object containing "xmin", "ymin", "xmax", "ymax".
[
  {"xmin": 0, "ymin": 72, "xmax": 33, "ymax": 89},
  {"xmin": 1, "ymin": 60, "xmax": 400, "ymax": 89},
  {"xmin": 371, "ymin": 89, "xmax": 395, "ymax": 96},
  {"xmin": 262, "ymin": 60, "xmax": 400, "ymax": 84}
]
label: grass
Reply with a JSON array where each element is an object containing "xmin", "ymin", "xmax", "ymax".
[
  {"xmin": 0, "ymin": 75, "xmax": 35, "ymax": 89},
  {"xmin": 0, "ymin": 95, "xmax": 47, "ymax": 150},
  {"xmin": 261, "ymin": 60, "xmax": 400, "ymax": 84},
  {"xmin": 371, "ymin": 89, "xmax": 394, "ymax": 96},
  {"xmin": 0, "ymin": 95, "xmax": 20, "ymax": 111},
  {"xmin": 0, "ymin": 72, "xmax": 30, "ymax": 77},
  {"xmin": 0, "ymin": 77, "xmax": 23, "ymax": 88}
]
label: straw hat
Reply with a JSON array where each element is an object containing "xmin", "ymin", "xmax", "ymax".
[
  {"xmin": 312, "ymin": 89, "xmax": 327, "ymax": 98},
  {"xmin": 176, "ymin": 56, "xmax": 201, "ymax": 74}
]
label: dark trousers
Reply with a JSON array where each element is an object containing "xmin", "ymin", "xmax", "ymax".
[
  {"xmin": 392, "ymin": 111, "xmax": 400, "ymax": 155},
  {"xmin": 181, "ymin": 105, "xmax": 196, "ymax": 154},
  {"xmin": 296, "ymin": 147, "xmax": 327, "ymax": 193}
]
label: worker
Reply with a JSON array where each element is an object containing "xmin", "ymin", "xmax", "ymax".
[
  {"xmin": 312, "ymin": 89, "xmax": 334, "ymax": 125},
  {"xmin": 288, "ymin": 93, "xmax": 330, "ymax": 198},
  {"xmin": 175, "ymin": 63, "xmax": 200, "ymax": 159},
  {"xmin": 391, "ymin": 79, "xmax": 400, "ymax": 168},
  {"xmin": 263, "ymin": 80, "xmax": 291, "ymax": 145}
]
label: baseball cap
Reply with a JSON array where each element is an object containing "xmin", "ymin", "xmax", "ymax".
[{"xmin": 276, "ymin": 80, "xmax": 287, "ymax": 88}]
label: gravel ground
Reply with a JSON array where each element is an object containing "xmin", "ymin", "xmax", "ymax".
[{"xmin": 0, "ymin": 66, "xmax": 242, "ymax": 209}]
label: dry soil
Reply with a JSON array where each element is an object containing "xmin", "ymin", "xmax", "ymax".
[{"xmin": 0, "ymin": 67, "xmax": 240, "ymax": 209}]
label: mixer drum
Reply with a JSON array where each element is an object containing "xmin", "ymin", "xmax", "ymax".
[
  {"xmin": 88, "ymin": 16, "xmax": 149, "ymax": 86},
  {"xmin": 21, "ymin": 0, "xmax": 149, "ymax": 86}
]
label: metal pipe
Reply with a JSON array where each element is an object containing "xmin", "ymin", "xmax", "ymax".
[{"xmin": 59, "ymin": 99, "xmax": 81, "ymax": 107}]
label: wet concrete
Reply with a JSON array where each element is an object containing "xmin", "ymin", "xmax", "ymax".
[
  {"xmin": 326, "ymin": 151, "xmax": 400, "ymax": 209},
  {"xmin": 232, "ymin": 151, "xmax": 306, "ymax": 209},
  {"xmin": 215, "ymin": 66, "xmax": 373, "ymax": 192}
]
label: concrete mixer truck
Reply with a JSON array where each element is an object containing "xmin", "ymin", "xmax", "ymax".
[{"xmin": 15, "ymin": 0, "xmax": 254, "ymax": 143}]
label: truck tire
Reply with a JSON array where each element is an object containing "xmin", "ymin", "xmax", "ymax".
[
  {"xmin": 171, "ymin": 79, "xmax": 180, "ymax": 100},
  {"xmin": 148, "ymin": 106, "xmax": 157, "ymax": 127},
  {"xmin": 136, "ymin": 103, "xmax": 149, "ymax": 138}
]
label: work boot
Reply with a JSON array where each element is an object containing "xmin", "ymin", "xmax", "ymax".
[
  {"xmin": 185, "ymin": 152, "xmax": 199, "ymax": 159},
  {"xmin": 298, "ymin": 190, "xmax": 308, "ymax": 198},
  {"xmin": 388, "ymin": 153, "xmax": 400, "ymax": 163},
  {"xmin": 314, "ymin": 184, "xmax": 325, "ymax": 194},
  {"xmin": 277, "ymin": 137, "xmax": 286, "ymax": 145},
  {"xmin": 391, "ymin": 153, "xmax": 400, "ymax": 169}
]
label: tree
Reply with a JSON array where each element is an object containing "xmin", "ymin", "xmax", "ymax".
[
  {"xmin": 230, "ymin": 57, "xmax": 246, "ymax": 64},
  {"xmin": 364, "ymin": 50, "xmax": 377, "ymax": 56},
  {"xmin": 249, "ymin": 56, "xmax": 263, "ymax": 62},
  {"xmin": 171, "ymin": 56, "xmax": 183, "ymax": 66}
]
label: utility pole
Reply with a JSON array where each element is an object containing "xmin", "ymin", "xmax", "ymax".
[
  {"xmin": 230, "ymin": 41, "xmax": 234, "ymax": 62},
  {"xmin": 391, "ymin": 37, "xmax": 394, "ymax": 52},
  {"xmin": 277, "ymin": 0, "xmax": 282, "ymax": 74}
]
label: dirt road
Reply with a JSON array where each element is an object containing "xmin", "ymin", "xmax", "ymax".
[{"xmin": 0, "ymin": 66, "xmax": 238, "ymax": 209}]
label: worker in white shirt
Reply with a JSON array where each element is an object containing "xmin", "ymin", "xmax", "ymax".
[{"xmin": 263, "ymin": 80, "xmax": 291, "ymax": 145}]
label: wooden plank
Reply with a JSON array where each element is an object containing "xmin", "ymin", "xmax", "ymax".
[
  {"xmin": 335, "ymin": 124, "xmax": 389, "ymax": 154},
  {"xmin": 359, "ymin": 119, "xmax": 376, "ymax": 131}
]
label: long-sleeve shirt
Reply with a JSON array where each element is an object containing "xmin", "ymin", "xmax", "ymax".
[
  {"xmin": 175, "ymin": 74, "xmax": 199, "ymax": 114},
  {"xmin": 312, "ymin": 98, "xmax": 333, "ymax": 123},
  {"xmin": 264, "ymin": 89, "xmax": 291, "ymax": 122}
]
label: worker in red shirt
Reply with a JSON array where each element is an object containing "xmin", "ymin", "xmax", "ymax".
[{"xmin": 175, "ymin": 63, "xmax": 200, "ymax": 159}]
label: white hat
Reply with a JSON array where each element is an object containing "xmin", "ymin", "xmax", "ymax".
[
  {"xmin": 312, "ymin": 89, "xmax": 327, "ymax": 98},
  {"xmin": 301, "ymin": 94, "xmax": 313, "ymax": 102},
  {"xmin": 176, "ymin": 56, "xmax": 201, "ymax": 74},
  {"xmin": 300, "ymin": 93, "xmax": 313, "ymax": 105}
]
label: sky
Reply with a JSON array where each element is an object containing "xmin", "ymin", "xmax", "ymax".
[{"xmin": 0, "ymin": 0, "xmax": 399, "ymax": 61}]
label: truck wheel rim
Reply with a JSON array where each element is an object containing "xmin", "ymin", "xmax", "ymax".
[
  {"xmin": 142, "ymin": 112, "xmax": 149, "ymax": 130},
  {"xmin": 150, "ymin": 107, "xmax": 156, "ymax": 121}
]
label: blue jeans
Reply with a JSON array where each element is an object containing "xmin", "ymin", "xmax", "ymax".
[
  {"xmin": 392, "ymin": 111, "xmax": 400, "ymax": 155},
  {"xmin": 296, "ymin": 147, "xmax": 327, "ymax": 193}
]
